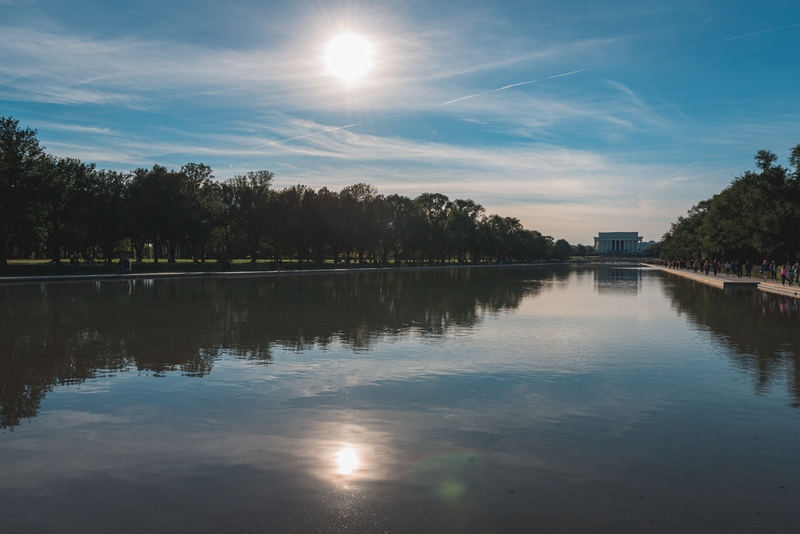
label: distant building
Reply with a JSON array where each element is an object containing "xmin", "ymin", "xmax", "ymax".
[{"xmin": 594, "ymin": 232, "xmax": 643, "ymax": 253}]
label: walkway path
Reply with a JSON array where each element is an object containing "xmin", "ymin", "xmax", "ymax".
[
  {"xmin": 643, "ymin": 265, "xmax": 760, "ymax": 289},
  {"xmin": 644, "ymin": 264, "xmax": 800, "ymax": 299}
]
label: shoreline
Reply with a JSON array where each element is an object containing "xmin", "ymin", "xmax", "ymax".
[
  {"xmin": 641, "ymin": 264, "xmax": 760, "ymax": 289},
  {"xmin": 642, "ymin": 264, "xmax": 800, "ymax": 298},
  {"xmin": 0, "ymin": 262, "xmax": 572, "ymax": 286}
]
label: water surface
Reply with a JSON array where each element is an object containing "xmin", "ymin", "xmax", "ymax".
[{"xmin": 2, "ymin": 266, "xmax": 799, "ymax": 533}]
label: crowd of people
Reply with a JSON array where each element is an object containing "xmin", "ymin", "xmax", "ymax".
[{"xmin": 665, "ymin": 259, "xmax": 800, "ymax": 286}]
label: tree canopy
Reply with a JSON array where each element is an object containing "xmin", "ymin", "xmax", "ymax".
[
  {"xmin": 0, "ymin": 117, "xmax": 571, "ymax": 265},
  {"xmin": 659, "ymin": 144, "xmax": 800, "ymax": 263}
]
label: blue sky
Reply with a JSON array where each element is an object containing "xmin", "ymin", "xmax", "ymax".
[{"xmin": 1, "ymin": 0, "xmax": 798, "ymax": 243}]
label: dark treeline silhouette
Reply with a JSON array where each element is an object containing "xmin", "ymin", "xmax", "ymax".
[
  {"xmin": 0, "ymin": 117, "xmax": 572, "ymax": 266},
  {"xmin": 0, "ymin": 268, "xmax": 553, "ymax": 428},
  {"xmin": 658, "ymin": 144, "xmax": 800, "ymax": 263}
]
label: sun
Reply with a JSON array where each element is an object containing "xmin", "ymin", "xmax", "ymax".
[{"xmin": 326, "ymin": 33, "xmax": 373, "ymax": 82}]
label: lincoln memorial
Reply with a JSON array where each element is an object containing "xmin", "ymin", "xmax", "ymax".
[{"xmin": 594, "ymin": 232, "xmax": 643, "ymax": 253}]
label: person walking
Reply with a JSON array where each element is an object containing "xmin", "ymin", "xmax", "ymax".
[
  {"xmin": 761, "ymin": 260, "xmax": 770, "ymax": 281},
  {"xmin": 789, "ymin": 264, "xmax": 795, "ymax": 286},
  {"xmin": 69, "ymin": 253, "xmax": 77, "ymax": 275},
  {"xmin": 771, "ymin": 261, "xmax": 778, "ymax": 281},
  {"xmin": 781, "ymin": 264, "xmax": 789, "ymax": 285},
  {"xmin": 745, "ymin": 260, "xmax": 752, "ymax": 278}
]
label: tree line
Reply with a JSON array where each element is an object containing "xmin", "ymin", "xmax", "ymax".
[
  {"xmin": 0, "ymin": 117, "xmax": 573, "ymax": 265},
  {"xmin": 658, "ymin": 144, "xmax": 800, "ymax": 263}
]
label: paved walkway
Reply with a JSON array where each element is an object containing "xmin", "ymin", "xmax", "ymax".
[
  {"xmin": 643, "ymin": 264, "xmax": 800, "ymax": 299},
  {"xmin": 643, "ymin": 265, "xmax": 760, "ymax": 289}
]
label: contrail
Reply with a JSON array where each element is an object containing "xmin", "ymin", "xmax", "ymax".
[
  {"xmin": 428, "ymin": 66, "xmax": 600, "ymax": 109},
  {"xmin": 254, "ymin": 22, "xmax": 800, "ymax": 149}
]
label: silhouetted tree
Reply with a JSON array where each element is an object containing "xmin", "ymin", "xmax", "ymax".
[
  {"xmin": 228, "ymin": 170, "xmax": 273, "ymax": 262},
  {"xmin": 1, "ymin": 118, "xmax": 576, "ymax": 266},
  {"xmin": 660, "ymin": 145, "xmax": 800, "ymax": 263},
  {"xmin": 34, "ymin": 155, "xmax": 95, "ymax": 263},
  {"xmin": 88, "ymin": 169, "xmax": 129, "ymax": 264},
  {"xmin": 182, "ymin": 163, "xmax": 219, "ymax": 261},
  {"xmin": 0, "ymin": 117, "xmax": 43, "ymax": 264},
  {"xmin": 414, "ymin": 193, "xmax": 450, "ymax": 263},
  {"xmin": 446, "ymin": 199, "xmax": 484, "ymax": 263},
  {"xmin": 552, "ymin": 239, "xmax": 572, "ymax": 261}
]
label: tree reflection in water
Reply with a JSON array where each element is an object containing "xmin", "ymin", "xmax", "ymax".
[
  {"xmin": 0, "ymin": 268, "xmax": 548, "ymax": 429},
  {"xmin": 662, "ymin": 280, "xmax": 800, "ymax": 405}
]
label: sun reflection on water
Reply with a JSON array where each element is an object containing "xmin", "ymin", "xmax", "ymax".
[{"xmin": 336, "ymin": 446, "xmax": 359, "ymax": 475}]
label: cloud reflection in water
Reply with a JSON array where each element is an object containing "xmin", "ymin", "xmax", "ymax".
[{"xmin": 3, "ymin": 268, "xmax": 800, "ymax": 532}]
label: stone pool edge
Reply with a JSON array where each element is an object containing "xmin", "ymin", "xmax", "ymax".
[
  {"xmin": 642, "ymin": 264, "xmax": 800, "ymax": 298},
  {"xmin": 0, "ymin": 262, "xmax": 572, "ymax": 286}
]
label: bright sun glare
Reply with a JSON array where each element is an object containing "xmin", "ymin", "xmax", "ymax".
[
  {"xmin": 336, "ymin": 446, "xmax": 360, "ymax": 475},
  {"xmin": 326, "ymin": 33, "xmax": 372, "ymax": 82}
]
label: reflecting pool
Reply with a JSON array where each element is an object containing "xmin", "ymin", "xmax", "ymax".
[{"xmin": 2, "ymin": 266, "xmax": 800, "ymax": 533}]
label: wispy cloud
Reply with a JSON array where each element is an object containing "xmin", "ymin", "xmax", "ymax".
[
  {"xmin": 0, "ymin": 26, "xmax": 316, "ymax": 105},
  {"xmin": 0, "ymin": 13, "xmax": 626, "ymax": 115},
  {"xmin": 34, "ymin": 121, "xmax": 113, "ymax": 135},
  {"xmin": 34, "ymin": 111, "xmax": 687, "ymax": 241}
]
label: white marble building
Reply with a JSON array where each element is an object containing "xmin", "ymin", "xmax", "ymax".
[{"xmin": 594, "ymin": 232, "xmax": 643, "ymax": 253}]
